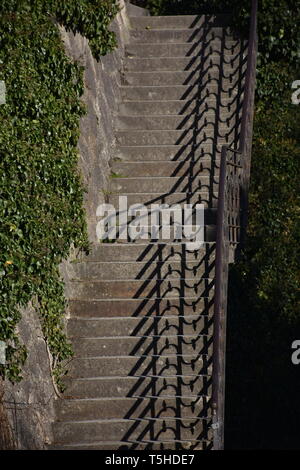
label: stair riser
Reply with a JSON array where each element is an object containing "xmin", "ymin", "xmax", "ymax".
[
  {"xmin": 68, "ymin": 297, "xmax": 215, "ymax": 318},
  {"xmin": 68, "ymin": 316, "xmax": 213, "ymax": 340},
  {"xmin": 108, "ymin": 193, "xmax": 219, "ymax": 209},
  {"xmin": 116, "ymin": 130, "xmax": 235, "ymax": 146},
  {"xmin": 118, "ymin": 99, "xmax": 233, "ymax": 115},
  {"xmin": 130, "ymin": 28, "xmax": 232, "ymax": 44},
  {"xmin": 96, "ymin": 228, "xmax": 215, "ymax": 245},
  {"xmin": 121, "ymin": 85, "xmax": 242, "ymax": 101},
  {"xmin": 66, "ymin": 359, "xmax": 211, "ymax": 380},
  {"xmin": 54, "ymin": 417, "xmax": 212, "ymax": 445},
  {"xmin": 56, "ymin": 396, "xmax": 211, "ymax": 421},
  {"xmin": 111, "ymin": 161, "xmax": 220, "ymax": 178},
  {"xmin": 95, "ymin": 203, "xmax": 214, "ymax": 222},
  {"xmin": 126, "ymin": 42, "xmax": 244, "ymax": 58},
  {"xmin": 124, "ymin": 54, "xmax": 246, "ymax": 72},
  {"xmin": 115, "ymin": 144, "xmax": 220, "ymax": 161},
  {"xmin": 110, "ymin": 176, "xmax": 218, "ymax": 193},
  {"xmin": 115, "ymin": 114, "xmax": 237, "ymax": 131},
  {"xmin": 70, "ymin": 260, "xmax": 216, "ymax": 281},
  {"xmin": 67, "ymin": 358, "xmax": 213, "ymax": 383},
  {"xmin": 69, "ymin": 278, "xmax": 215, "ymax": 300},
  {"xmin": 122, "ymin": 69, "xmax": 245, "ymax": 87},
  {"xmin": 72, "ymin": 335, "xmax": 213, "ymax": 358},
  {"xmin": 83, "ymin": 242, "xmax": 216, "ymax": 262},
  {"xmin": 129, "ymin": 14, "xmax": 231, "ymax": 30},
  {"xmin": 63, "ymin": 375, "xmax": 212, "ymax": 399},
  {"xmin": 124, "ymin": 57, "xmax": 209, "ymax": 72}
]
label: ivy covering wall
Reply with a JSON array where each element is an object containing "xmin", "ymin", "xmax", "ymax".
[{"xmin": 0, "ymin": 0, "xmax": 119, "ymax": 385}]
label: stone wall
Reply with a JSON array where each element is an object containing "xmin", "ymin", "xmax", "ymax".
[
  {"xmin": 3, "ymin": 303, "xmax": 56, "ymax": 449},
  {"xmin": 59, "ymin": 0, "xmax": 131, "ymax": 243}
]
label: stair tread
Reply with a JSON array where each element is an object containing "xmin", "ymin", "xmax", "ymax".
[
  {"xmin": 54, "ymin": 414, "xmax": 211, "ymax": 423},
  {"xmin": 125, "ymin": 40, "xmax": 239, "ymax": 45}
]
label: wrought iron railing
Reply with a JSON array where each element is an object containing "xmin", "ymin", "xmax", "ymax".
[{"xmin": 212, "ymin": 0, "xmax": 258, "ymax": 449}]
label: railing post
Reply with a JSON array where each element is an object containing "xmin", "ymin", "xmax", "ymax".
[
  {"xmin": 212, "ymin": 146, "xmax": 228, "ymax": 450},
  {"xmin": 212, "ymin": 0, "xmax": 258, "ymax": 450}
]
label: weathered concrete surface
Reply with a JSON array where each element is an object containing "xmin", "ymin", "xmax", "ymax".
[
  {"xmin": 3, "ymin": 303, "xmax": 56, "ymax": 449},
  {"xmin": 59, "ymin": 0, "xmax": 131, "ymax": 243}
]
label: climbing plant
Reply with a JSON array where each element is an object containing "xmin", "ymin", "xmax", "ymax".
[{"xmin": 0, "ymin": 0, "xmax": 119, "ymax": 385}]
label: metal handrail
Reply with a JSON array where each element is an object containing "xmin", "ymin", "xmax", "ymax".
[{"xmin": 212, "ymin": 0, "xmax": 258, "ymax": 450}]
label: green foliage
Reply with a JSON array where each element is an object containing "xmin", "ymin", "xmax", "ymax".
[
  {"xmin": 0, "ymin": 1, "xmax": 118, "ymax": 384},
  {"xmin": 226, "ymin": 76, "xmax": 300, "ymax": 449},
  {"xmin": 0, "ymin": 0, "xmax": 119, "ymax": 60},
  {"xmin": 110, "ymin": 172, "xmax": 124, "ymax": 178},
  {"xmin": 242, "ymin": 89, "xmax": 299, "ymax": 322},
  {"xmin": 50, "ymin": 0, "xmax": 120, "ymax": 60}
]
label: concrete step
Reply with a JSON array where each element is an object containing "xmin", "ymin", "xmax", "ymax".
[
  {"xmin": 69, "ymin": 277, "xmax": 215, "ymax": 300},
  {"xmin": 122, "ymin": 69, "xmax": 241, "ymax": 87},
  {"xmin": 53, "ymin": 415, "xmax": 212, "ymax": 445},
  {"xmin": 64, "ymin": 354, "xmax": 212, "ymax": 380},
  {"xmin": 56, "ymin": 395, "xmax": 212, "ymax": 421},
  {"xmin": 106, "ymin": 192, "xmax": 215, "ymax": 212},
  {"xmin": 82, "ymin": 242, "xmax": 216, "ymax": 262},
  {"xmin": 67, "ymin": 315, "xmax": 213, "ymax": 341},
  {"xmin": 62, "ymin": 374, "xmax": 212, "ymax": 399},
  {"xmin": 98, "ymin": 201, "xmax": 217, "ymax": 224},
  {"xmin": 115, "ymin": 144, "xmax": 221, "ymax": 161},
  {"xmin": 115, "ymin": 114, "xmax": 235, "ymax": 131},
  {"xmin": 70, "ymin": 259, "xmax": 216, "ymax": 281},
  {"xmin": 110, "ymin": 175, "xmax": 218, "ymax": 193},
  {"xmin": 111, "ymin": 160, "xmax": 219, "ymax": 178},
  {"xmin": 97, "ymin": 228, "xmax": 215, "ymax": 245},
  {"xmin": 129, "ymin": 14, "xmax": 231, "ymax": 30},
  {"xmin": 115, "ymin": 129, "xmax": 233, "ymax": 146},
  {"xmin": 108, "ymin": 192, "xmax": 219, "ymax": 209},
  {"xmin": 117, "ymin": 98, "xmax": 232, "ymax": 115},
  {"xmin": 129, "ymin": 28, "xmax": 232, "ymax": 44},
  {"xmin": 125, "ymin": 41, "xmax": 244, "ymax": 59},
  {"xmin": 68, "ymin": 296, "xmax": 215, "ymax": 318},
  {"xmin": 71, "ymin": 334, "xmax": 213, "ymax": 358},
  {"xmin": 120, "ymin": 84, "xmax": 241, "ymax": 101},
  {"xmin": 65, "ymin": 354, "xmax": 212, "ymax": 380},
  {"xmin": 124, "ymin": 54, "xmax": 245, "ymax": 72}
]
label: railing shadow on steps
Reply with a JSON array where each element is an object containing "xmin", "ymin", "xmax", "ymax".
[
  {"xmin": 95, "ymin": 14, "xmax": 248, "ymax": 450},
  {"xmin": 111, "ymin": 22, "xmax": 248, "ymax": 451},
  {"xmin": 212, "ymin": 0, "xmax": 258, "ymax": 450}
]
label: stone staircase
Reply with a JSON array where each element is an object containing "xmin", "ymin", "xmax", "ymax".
[{"xmin": 52, "ymin": 13, "xmax": 246, "ymax": 450}]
